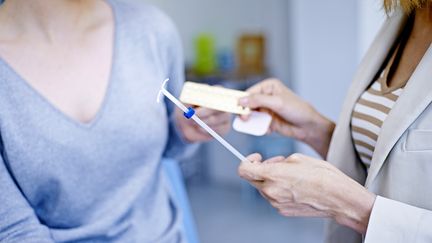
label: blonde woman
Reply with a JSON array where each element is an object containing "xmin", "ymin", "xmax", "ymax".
[
  {"xmin": 0, "ymin": 0, "xmax": 230, "ymax": 242},
  {"xmin": 238, "ymin": 0, "xmax": 432, "ymax": 242}
]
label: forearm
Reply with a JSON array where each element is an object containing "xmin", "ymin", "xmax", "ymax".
[{"xmin": 0, "ymin": 157, "xmax": 54, "ymax": 242}]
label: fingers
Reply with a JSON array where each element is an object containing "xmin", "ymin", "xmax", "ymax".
[
  {"xmin": 195, "ymin": 107, "xmax": 225, "ymax": 119},
  {"xmin": 246, "ymin": 153, "xmax": 263, "ymax": 162},
  {"xmin": 195, "ymin": 107, "xmax": 230, "ymax": 124},
  {"xmin": 246, "ymin": 78, "xmax": 282, "ymax": 94},
  {"xmin": 176, "ymin": 106, "xmax": 231, "ymax": 142},
  {"xmin": 238, "ymin": 154, "xmax": 265, "ymax": 181},
  {"xmin": 239, "ymin": 93, "xmax": 283, "ymax": 111},
  {"xmin": 194, "ymin": 107, "xmax": 231, "ymax": 136},
  {"xmin": 205, "ymin": 114, "xmax": 230, "ymax": 127},
  {"xmin": 239, "ymin": 153, "xmax": 288, "ymax": 182},
  {"xmin": 249, "ymin": 179, "xmax": 264, "ymax": 189},
  {"xmin": 238, "ymin": 164, "xmax": 264, "ymax": 181},
  {"xmin": 238, "ymin": 79, "xmax": 284, "ymax": 115},
  {"xmin": 215, "ymin": 121, "xmax": 231, "ymax": 135},
  {"xmin": 264, "ymin": 156, "xmax": 285, "ymax": 164},
  {"xmin": 285, "ymin": 153, "xmax": 306, "ymax": 163},
  {"xmin": 239, "ymin": 114, "xmax": 251, "ymax": 121},
  {"xmin": 197, "ymin": 120, "xmax": 230, "ymax": 135}
]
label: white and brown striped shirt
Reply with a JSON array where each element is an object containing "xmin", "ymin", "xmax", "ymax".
[
  {"xmin": 350, "ymin": 37, "xmax": 410, "ymax": 169},
  {"xmin": 351, "ymin": 16, "xmax": 414, "ymax": 170},
  {"xmin": 350, "ymin": 80, "xmax": 403, "ymax": 168}
]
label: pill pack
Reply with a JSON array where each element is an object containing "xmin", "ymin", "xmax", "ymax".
[{"xmin": 179, "ymin": 82, "xmax": 250, "ymax": 115}]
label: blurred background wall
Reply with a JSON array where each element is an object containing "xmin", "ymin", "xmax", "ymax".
[{"xmin": 125, "ymin": 0, "xmax": 386, "ymax": 242}]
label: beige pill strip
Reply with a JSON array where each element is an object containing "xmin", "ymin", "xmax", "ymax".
[{"xmin": 179, "ymin": 82, "xmax": 250, "ymax": 115}]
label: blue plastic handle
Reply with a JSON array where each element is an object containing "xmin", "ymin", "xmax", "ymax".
[{"xmin": 184, "ymin": 107, "xmax": 195, "ymax": 119}]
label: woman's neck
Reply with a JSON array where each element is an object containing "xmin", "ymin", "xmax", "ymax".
[
  {"xmin": 0, "ymin": 0, "xmax": 109, "ymax": 43},
  {"xmin": 412, "ymin": 3, "xmax": 432, "ymax": 37}
]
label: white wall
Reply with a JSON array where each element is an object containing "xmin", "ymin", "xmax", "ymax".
[
  {"xmin": 357, "ymin": 0, "xmax": 386, "ymax": 60},
  {"xmin": 286, "ymin": 0, "xmax": 387, "ymax": 156},
  {"xmin": 287, "ymin": 0, "xmax": 359, "ymax": 156}
]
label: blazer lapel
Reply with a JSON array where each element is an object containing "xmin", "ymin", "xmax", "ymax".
[
  {"xmin": 366, "ymin": 44, "xmax": 432, "ymax": 187},
  {"xmin": 345, "ymin": 11, "xmax": 407, "ymax": 119},
  {"xmin": 327, "ymin": 11, "xmax": 407, "ymax": 182}
]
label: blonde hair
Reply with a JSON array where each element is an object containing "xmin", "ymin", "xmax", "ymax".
[{"xmin": 384, "ymin": 0, "xmax": 431, "ymax": 14}]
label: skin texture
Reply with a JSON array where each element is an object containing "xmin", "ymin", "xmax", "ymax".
[
  {"xmin": 238, "ymin": 153, "xmax": 375, "ymax": 234},
  {"xmin": 238, "ymin": 4, "xmax": 431, "ymax": 235},
  {"xmin": 387, "ymin": 2, "xmax": 432, "ymax": 88},
  {"xmin": 239, "ymin": 79, "xmax": 335, "ymax": 158},
  {"xmin": 175, "ymin": 107, "xmax": 231, "ymax": 142},
  {"xmin": 0, "ymin": 0, "xmax": 230, "ymax": 143}
]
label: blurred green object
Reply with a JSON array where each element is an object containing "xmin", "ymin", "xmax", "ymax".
[{"xmin": 194, "ymin": 34, "xmax": 217, "ymax": 75}]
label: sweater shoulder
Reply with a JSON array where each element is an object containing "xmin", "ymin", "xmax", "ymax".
[{"xmin": 111, "ymin": 0, "xmax": 178, "ymax": 41}]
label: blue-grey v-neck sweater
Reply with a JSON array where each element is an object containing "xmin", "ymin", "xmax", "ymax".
[{"xmin": 0, "ymin": 1, "xmax": 190, "ymax": 242}]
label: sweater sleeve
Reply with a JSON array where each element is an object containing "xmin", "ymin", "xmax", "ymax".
[
  {"xmin": 159, "ymin": 11, "xmax": 199, "ymax": 160},
  {"xmin": 364, "ymin": 196, "xmax": 432, "ymax": 243},
  {"xmin": 0, "ymin": 153, "xmax": 54, "ymax": 242}
]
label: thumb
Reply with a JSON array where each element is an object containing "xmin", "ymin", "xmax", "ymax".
[
  {"xmin": 238, "ymin": 153, "xmax": 266, "ymax": 181},
  {"xmin": 238, "ymin": 161, "xmax": 266, "ymax": 181},
  {"xmin": 239, "ymin": 93, "xmax": 282, "ymax": 111},
  {"xmin": 245, "ymin": 153, "xmax": 262, "ymax": 163}
]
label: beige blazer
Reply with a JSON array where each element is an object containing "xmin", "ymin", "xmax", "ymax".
[{"xmin": 324, "ymin": 10, "xmax": 432, "ymax": 243}]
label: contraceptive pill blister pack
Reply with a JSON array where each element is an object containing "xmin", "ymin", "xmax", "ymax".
[{"xmin": 179, "ymin": 82, "xmax": 250, "ymax": 115}]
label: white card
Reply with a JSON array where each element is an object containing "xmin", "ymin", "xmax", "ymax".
[{"xmin": 233, "ymin": 111, "xmax": 272, "ymax": 136}]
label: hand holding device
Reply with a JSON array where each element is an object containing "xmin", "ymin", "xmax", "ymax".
[{"xmin": 157, "ymin": 79, "xmax": 250, "ymax": 162}]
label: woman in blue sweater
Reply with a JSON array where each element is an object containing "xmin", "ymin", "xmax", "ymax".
[{"xmin": 0, "ymin": 0, "xmax": 230, "ymax": 242}]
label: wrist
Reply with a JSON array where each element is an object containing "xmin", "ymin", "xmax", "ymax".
[
  {"xmin": 332, "ymin": 179, "xmax": 376, "ymax": 234},
  {"xmin": 303, "ymin": 109, "xmax": 335, "ymax": 158}
]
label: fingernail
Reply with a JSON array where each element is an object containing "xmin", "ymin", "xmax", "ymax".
[{"xmin": 239, "ymin": 97, "xmax": 248, "ymax": 106}]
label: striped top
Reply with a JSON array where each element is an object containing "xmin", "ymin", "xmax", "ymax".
[
  {"xmin": 350, "ymin": 37, "xmax": 409, "ymax": 169},
  {"xmin": 351, "ymin": 80, "xmax": 403, "ymax": 168}
]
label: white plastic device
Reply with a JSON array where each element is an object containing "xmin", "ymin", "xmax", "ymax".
[
  {"xmin": 157, "ymin": 79, "xmax": 250, "ymax": 163},
  {"xmin": 233, "ymin": 111, "xmax": 272, "ymax": 136}
]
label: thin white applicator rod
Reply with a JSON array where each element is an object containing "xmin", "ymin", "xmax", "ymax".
[
  {"xmin": 159, "ymin": 84, "xmax": 249, "ymax": 162},
  {"xmin": 161, "ymin": 89, "xmax": 188, "ymax": 112},
  {"xmin": 191, "ymin": 115, "xmax": 248, "ymax": 162}
]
